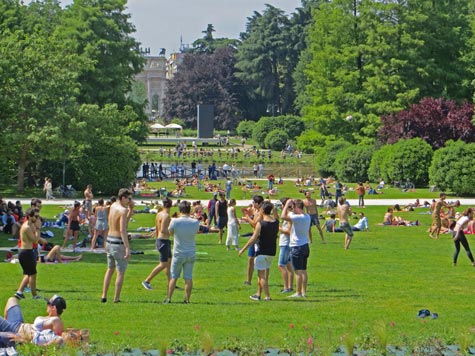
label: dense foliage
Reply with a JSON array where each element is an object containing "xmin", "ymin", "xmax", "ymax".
[
  {"xmin": 296, "ymin": 0, "xmax": 473, "ymax": 145},
  {"xmin": 264, "ymin": 130, "xmax": 289, "ymax": 151},
  {"xmin": 368, "ymin": 139, "xmax": 433, "ymax": 186},
  {"xmin": 333, "ymin": 146, "xmax": 374, "ymax": 183},
  {"xmin": 163, "ymin": 46, "xmax": 241, "ymax": 130},
  {"xmin": 429, "ymin": 141, "xmax": 475, "ymax": 195},
  {"xmin": 0, "ymin": 0, "xmax": 146, "ymax": 192},
  {"xmin": 314, "ymin": 140, "xmax": 351, "ymax": 177},
  {"xmin": 378, "ymin": 98, "xmax": 475, "ymax": 149},
  {"xmin": 251, "ymin": 115, "xmax": 304, "ymax": 149}
]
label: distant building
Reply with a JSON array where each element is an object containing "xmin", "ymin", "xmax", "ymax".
[
  {"xmin": 135, "ymin": 42, "xmax": 191, "ymax": 117},
  {"xmin": 135, "ymin": 51, "xmax": 167, "ymax": 117},
  {"xmin": 166, "ymin": 52, "xmax": 185, "ymax": 80}
]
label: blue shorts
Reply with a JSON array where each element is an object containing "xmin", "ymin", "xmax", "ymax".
[
  {"xmin": 247, "ymin": 244, "xmax": 256, "ymax": 257},
  {"xmin": 278, "ymin": 245, "xmax": 291, "ymax": 266},
  {"xmin": 291, "ymin": 244, "xmax": 310, "ymax": 270},
  {"xmin": 156, "ymin": 239, "xmax": 172, "ymax": 262},
  {"xmin": 170, "ymin": 254, "xmax": 196, "ymax": 280},
  {"xmin": 309, "ymin": 214, "xmax": 320, "ymax": 226}
]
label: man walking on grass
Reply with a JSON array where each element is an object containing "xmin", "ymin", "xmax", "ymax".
[
  {"xmin": 142, "ymin": 198, "xmax": 173, "ymax": 291},
  {"xmin": 337, "ymin": 197, "xmax": 353, "ymax": 249},
  {"xmin": 164, "ymin": 201, "xmax": 199, "ymax": 304}
]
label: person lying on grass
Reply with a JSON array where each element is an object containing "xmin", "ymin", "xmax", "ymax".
[
  {"xmin": 6, "ymin": 245, "xmax": 82, "ymax": 264},
  {"xmin": 0, "ymin": 295, "xmax": 70, "ymax": 347}
]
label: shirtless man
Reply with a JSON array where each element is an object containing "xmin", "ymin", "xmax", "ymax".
[
  {"xmin": 142, "ymin": 198, "xmax": 173, "ymax": 290},
  {"xmin": 337, "ymin": 197, "xmax": 353, "ymax": 249},
  {"xmin": 62, "ymin": 201, "xmax": 81, "ymax": 251},
  {"xmin": 14, "ymin": 208, "xmax": 46, "ymax": 299},
  {"xmin": 83, "ymin": 184, "xmax": 93, "ymax": 219},
  {"xmin": 429, "ymin": 193, "xmax": 453, "ymax": 239},
  {"xmin": 101, "ymin": 188, "xmax": 133, "ymax": 303},
  {"xmin": 303, "ymin": 191, "xmax": 325, "ymax": 243}
]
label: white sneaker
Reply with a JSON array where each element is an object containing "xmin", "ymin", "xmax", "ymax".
[{"xmin": 288, "ymin": 293, "xmax": 303, "ymax": 298}]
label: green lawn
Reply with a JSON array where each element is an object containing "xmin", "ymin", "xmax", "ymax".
[
  {"xmin": 1, "ymin": 193, "xmax": 474, "ymax": 354},
  {"xmin": 131, "ymin": 180, "xmax": 443, "ymax": 203}
]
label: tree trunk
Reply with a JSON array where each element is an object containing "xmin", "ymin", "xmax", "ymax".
[
  {"xmin": 62, "ymin": 160, "xmax": 66, "ymax": 187},
  {"xmin": 16, "ymin": 160, "xmax": 26, "ymax": 193}
]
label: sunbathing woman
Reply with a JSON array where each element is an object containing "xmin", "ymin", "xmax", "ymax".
[
  {"xmin": 0, "ymin": 295, "xmax": 66, "ymax": 347},
  {"xmin": 40, "ymin": 245, "xmax": 82, "ymax": 263}
]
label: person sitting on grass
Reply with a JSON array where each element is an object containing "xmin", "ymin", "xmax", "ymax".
[
  {"xmin": 383, "ymin": 208, "xmax": 394, "ymax": 225},
  {"xmin": 324, "ymin": 214, "xmax": 337, "ymax": 233}
]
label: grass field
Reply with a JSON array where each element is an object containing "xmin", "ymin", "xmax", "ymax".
[{"xmin": 1, "ymin": 186, "xmax": 474, "ymax": 354}]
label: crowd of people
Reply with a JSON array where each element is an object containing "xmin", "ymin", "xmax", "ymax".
[{"xmin": 2, "ymin": 177, "xmax": 475, "ymax": 352}]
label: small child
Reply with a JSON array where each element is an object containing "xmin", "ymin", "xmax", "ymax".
[
  {"xmin": 325, "ymin": 214, "xmax": 336, "ymax": 233},
  {"xmin": 226, "ymin": 199, "xmax": 240, "ymax": 250}
]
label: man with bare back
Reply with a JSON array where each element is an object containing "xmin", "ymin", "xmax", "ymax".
[
  {"xmin": 303, "ymin": 191, "xmax": 325, "ymax": 243},
  {"xmin": 337, "ymin": 197, "xmax": 353, "ymax": 249},
  {"xmin": 142, "ymin": 198, "xmax": 173, "ymax": 291}
]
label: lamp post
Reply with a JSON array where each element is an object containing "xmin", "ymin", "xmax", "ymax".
[{"xmin": 266, "ymin": 104, "xmax": 280, "ymax": 116}]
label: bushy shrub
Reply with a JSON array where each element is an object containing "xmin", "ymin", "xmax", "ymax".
[
  {"xmin": 252, "ymin": 115, "xmax": 305, "ymax": 148},
  {"xmin": 333, "ymin": 146, "xmax": 374, "ymax": 182},
  {"xmin": 69, "ymin": 136, "xmax": 140, "ymax": 195},
  {"xmin": 369, "ymin": 138, "xmax": 432, "ymax": 186},
  {"xmin": 264, "ymin": 130, "xmax": 289, "ymax": 151},
  {"xmin": 368, "ymin": 145, "xmax": 394, "ymax": 183},
  {"xmin": 252, "ymin": 117, "xmax": 279, "ymax": 146},
  {"xmin": 296, "ymin": 130, "xmax": 331, "ymax": 154},
  {"xmin": 314, "ymin": 139, "xmax": 351, "ymax": 177},
  {"xmin": 236, "ymin": 120, "xmax": 255, "ymax": 138},
  {"xmin": 429, "ymin": 140, "xmax": 475, "ymax": 195}
]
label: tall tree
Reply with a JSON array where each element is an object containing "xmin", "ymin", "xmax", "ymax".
[
  {"xmin": 164, "ymin": 47, "xmax": 241, "ymax": 129},
  {"xmin": 297, "ymin": 0, "xmax": 473, "ymax": 144},
  {"xmin": 0, "ymin": 1, "xmax": 84, "ymax": 192},
  {"xmin": 235, "ymin": 5, "xmax": 294, "ymax": 119},
  {"xmin": 63, "ymin": 0, "xmax": 145, "ymax": 108},
  {"xmin": 191, "ymin": 24, "xmax": 239, "ymax": 54}
]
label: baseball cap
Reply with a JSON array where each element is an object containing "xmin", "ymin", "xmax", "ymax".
[{"xmin": 45, "ymin": 294, "xmax": 67, "ymax": 315}]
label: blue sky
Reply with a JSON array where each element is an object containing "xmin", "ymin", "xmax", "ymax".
[{"xmin": 127, "ymin": 0, "xmax": 302, "ymax": 55}]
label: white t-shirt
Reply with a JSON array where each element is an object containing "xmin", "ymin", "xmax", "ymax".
[
  {"xmin": 288, "ymin": 212, "xmax": 310, "ymax": 247},
  {"xmin": 279, "ymin": 220, "xmax": 290, "ymax": 247},
  {"xmin": 169, "ymin": 216, "xmax": 200, "ymax": 257},
  {"xmin": 455, "ymin": 215, "xmax": 470, "ymax": 232}
]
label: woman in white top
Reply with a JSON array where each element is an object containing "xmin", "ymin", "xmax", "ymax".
[
  {"xmin": 278, "ymin": 198, "xmax": 293, "ymax": 293},
  {"xmin": 226, "ymin": 199, "xmax": 240, "ymax": 250},
  {"xmin": 452, "ymin": 208, "xmax": 475, "ymax": 267}
]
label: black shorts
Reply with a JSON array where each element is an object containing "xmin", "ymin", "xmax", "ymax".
[
  {"xmin": 70, "ymin": 220, "xmax": 80, "ymax": 231},
  {"xmin": 156, "ymin": 239, "xmax": 172, "ymax": 262},
  {"xmin": 19, "ymin": 249, "xmax": 37, "ymax": 275},
  {"xmin": 291, "ymin": 244, "xmax": 310, "ymax": 271},
  {"xmin": 309, "ymin": 214, "xmax": 320, "ymax": 226},
  {"xmin": 217, "ymin": 216, "xmax": 228, "ymax": 229}
]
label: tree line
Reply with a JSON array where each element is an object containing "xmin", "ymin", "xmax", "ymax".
[
  {"xmin": 3, "ymin": 0, "xmax": 475, "ymax": 194},
  {"xmin": 0, "ymin": 0, "xmax": 147, "ymax": 193}
]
